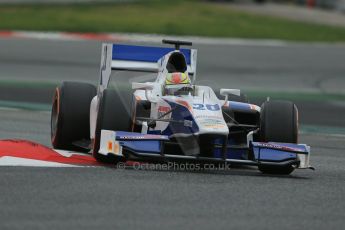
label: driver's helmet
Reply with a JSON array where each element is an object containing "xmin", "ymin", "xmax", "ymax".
[{"xmin": 164, "ymin": 72, "xmax": 193, "ymax": 96}]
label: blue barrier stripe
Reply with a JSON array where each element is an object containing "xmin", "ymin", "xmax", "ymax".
[{"xmin": 112, "ymin": 44, "xmax": 191, "ymax": 64}]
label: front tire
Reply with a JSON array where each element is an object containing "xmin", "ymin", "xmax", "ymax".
[
  {"xmin": 258, "ymin": 100, "xmax": 298, "ymax": 175},
  {"xmin": 51, "ymin": 82, "xmax": 96, "ymax": 151}
]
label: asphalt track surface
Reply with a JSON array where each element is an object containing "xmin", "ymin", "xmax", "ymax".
[{"xmin": 0, "ymin": 37, "xmax": 345, "ymax": 229}]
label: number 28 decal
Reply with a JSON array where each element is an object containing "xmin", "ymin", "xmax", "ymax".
[{"xmin": 193, "ymin": 104, "xmax": 220, "ymax": 111}]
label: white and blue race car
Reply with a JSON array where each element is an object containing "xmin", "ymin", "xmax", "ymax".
[{"xmin": 51, "ymin": 40, "xmax": 312, "ymax": 175}]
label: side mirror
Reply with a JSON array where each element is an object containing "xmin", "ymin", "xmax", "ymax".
[
  {"xmin": 220, "ymin": 88, "xmax": 241, "ymax": 106},
  {"xmin": 220, "ymin": 88, "xmax": 241, "ymax": 97},
  {"xmin": 132, "ymin": 82, "xmax": 157, "ymax": 102}
]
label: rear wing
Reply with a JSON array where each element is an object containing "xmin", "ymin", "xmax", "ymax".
[{"xmin": 98, "ymin": 43, "xmax": 197, "ymax": 93}]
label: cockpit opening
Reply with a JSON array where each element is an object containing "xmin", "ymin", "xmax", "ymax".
[{"xmin": 166, "ymin": 52, "xmax": 188, "ymax": 73}]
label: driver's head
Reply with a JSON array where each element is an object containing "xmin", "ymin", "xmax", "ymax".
[
  {"xmin": 164, "ymin": 72, "xmax": 192, "ymax": 96},
  {"xmin": 165, "ymin": 72, "xmax": 190, "ymax": 86}
]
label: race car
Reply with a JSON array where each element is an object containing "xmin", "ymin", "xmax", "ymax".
[{"xmin": 50, "ymin": 40, "xmax": 312, "ymax": 175}]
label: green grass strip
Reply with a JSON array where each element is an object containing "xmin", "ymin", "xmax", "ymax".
[
  {"xmin": 301, "ymin": 125, "xmax": 345, "ymax": 136},
  {"xmin": 0, "ymin": 100, "xmax": 50, "ymax": 111},
  {"xmin": 1, "ymin": 1, "xmax": 345, "ymax": 42},
  {"xmin": 246, "ymin": 90, "xmax": 345, "ymax": 102},
  {"xmin": 0, "ymin": 79, "xmax": 58, "ymax": 89}
]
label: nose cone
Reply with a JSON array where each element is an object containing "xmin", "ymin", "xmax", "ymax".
[
  {"xmin": 192, "ymin": 102, "xmax": 229, "ymax": 135},
  {"xmin": 194, "ymin": 116, "xmax": 229, "ymax": 135}
]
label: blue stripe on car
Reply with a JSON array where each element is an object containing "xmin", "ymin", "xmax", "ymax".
[
  {"xmin": 228, "ymin": 101, "xmax": 252, "ymax": 111},
  {"xmin": 112, "ymin": 44, "xmax": 191, "ymax": 64}
]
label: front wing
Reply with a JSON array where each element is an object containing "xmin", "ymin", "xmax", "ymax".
[{"xmin": 99, "ymin": 130, "xmax": 312, "ymax": 169}]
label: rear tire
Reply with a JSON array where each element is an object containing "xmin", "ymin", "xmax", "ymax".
[
  {"xmin": 93, "ymin": 89, "xmax": 131, "ymax": 163},
  {"xmin": 51, "ymin": 82, "xmax": 96, "ymax": 151},
  {"xmin": 258, "ymin": 100, "xmax": 298, "ymax": 175}
]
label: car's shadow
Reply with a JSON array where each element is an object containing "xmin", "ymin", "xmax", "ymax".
[{"xmin": 103, "ymin": 162, "xmax": 312, "ymax": 180}]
